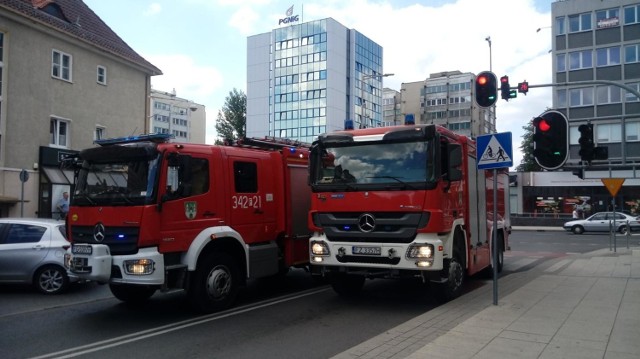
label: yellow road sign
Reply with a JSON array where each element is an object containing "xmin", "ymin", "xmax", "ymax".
[{"xmin": 601, "ymin": 178, "xmax": 625, "ymax": 197}]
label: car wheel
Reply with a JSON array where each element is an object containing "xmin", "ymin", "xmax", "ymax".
[
  {"xmin": 619, "ymin": 225, "xmax": 629, "ymax": 235},
  {"xmin": 34, "ymin": 265, "xmax": 69, "ymax": 294},
  {"xmin": 572, "ymin": 226, "xmax": 584, "ymax": 235}
]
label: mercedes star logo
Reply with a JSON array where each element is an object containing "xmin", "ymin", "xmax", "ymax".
[
  {"xmin": 358, "ymin": 213, "xmax": 376, "ymax": 233},
  {"xmin": 93, "ymin": 223, "xmax": 105, "ymax": 242}
]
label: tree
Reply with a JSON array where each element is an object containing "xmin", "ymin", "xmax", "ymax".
[
  {"xmin": 515, "ymin": 119, "xmax": 542, "ymax": 172},
  {"xmin": 215, "ymin": 88, "xmax": 246, "ymax": 144}
]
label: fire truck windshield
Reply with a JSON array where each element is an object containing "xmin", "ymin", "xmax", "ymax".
[
  {"xmin": 311, "ymin": 140, "xmax": 436, "ymax": 191},
  {"xmin": 73, "ymin": 156, "xmax": 160, "ymax": 206}
]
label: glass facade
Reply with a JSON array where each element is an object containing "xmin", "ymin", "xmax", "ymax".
[
  {"xmin": 268, "ymin": 19, "xmax": 383, "ymax": 143},
  {"xmin": 272, "ymin": 19, "xmax": 329, "ymax": 144},
  {"xmin": 354, "ymin": 31, "xmax": 384, "ymax": 129}
]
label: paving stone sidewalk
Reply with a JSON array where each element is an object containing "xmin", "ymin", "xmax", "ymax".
[{"xmin": 332, "ymin": 247, "xmax": 640, "ymax": 359}]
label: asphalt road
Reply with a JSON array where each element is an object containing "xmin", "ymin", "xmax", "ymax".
[{"xmin": 1, "ymin": 229, "xmax": 627, "ymax": 359}]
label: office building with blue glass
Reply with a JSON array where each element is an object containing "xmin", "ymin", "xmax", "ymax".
[{"xmin": 247, "ymin": 18, "xmax": 384, "ymax": 143}]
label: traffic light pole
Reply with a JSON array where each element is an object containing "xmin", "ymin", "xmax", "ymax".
[
  {"xmin": 520, "ymin": 80, "xmax": 640, "ymax": 100},
  {"xmin": 525, "ymin": 80, "xmax": 640, "ymax": 179}
]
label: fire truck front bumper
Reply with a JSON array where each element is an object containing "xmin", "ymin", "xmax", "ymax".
[
  {"xmin": 65, "ymin": 244, "xmax": 165, "ymax": 285},
  {"xmin": 309, "ymin": 233, "xmax": 444, "ymax": 271}
]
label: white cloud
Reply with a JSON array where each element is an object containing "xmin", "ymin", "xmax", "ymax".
[
  {"xmin": 146, "ymin": 54, "xmax": 225, "ymax": 143},
  {"xmin": 228, "ymin": 6, "xmax": 261, "ymax": 35},
  {"xmin": 143, "ymin": 3, "xmax": 162, "ymax": 16}
]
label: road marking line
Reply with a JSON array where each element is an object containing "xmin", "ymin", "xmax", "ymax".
[{"xmin": 30, "ymin": 287, "xmax": 331, "ymax": 359}]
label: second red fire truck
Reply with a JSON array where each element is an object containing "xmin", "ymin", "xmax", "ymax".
[
  {"xmin": 308, "ymin": 123, "xmax": 510, "ymax": 301},
  {"xmin": 64, "ymin": 134, "xmax": 311, "ymax": 312}
]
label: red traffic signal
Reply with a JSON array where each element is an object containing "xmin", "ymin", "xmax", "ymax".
[
  {"xmin": 500, "ymin": 76, "xmax": 510, "ymax": 100},
  {"xmin": 474, "ymin": 71, "xmax": 497, "ymax": 108},
  {"xmin": 532, "ymin": 110, "xmax": 568, "ymax": 170},
  {"xmin": 518, "ymin": 81, "xmax": 529, "ymax": 95}
]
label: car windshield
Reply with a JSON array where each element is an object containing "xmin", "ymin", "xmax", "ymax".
[
  {"xmin": 310, "ymin": 140, "xmax": 435, "ymax": 190},
  {"xmin": 73, "ymin": 157, "xmax": 160, "ymax": 206}
]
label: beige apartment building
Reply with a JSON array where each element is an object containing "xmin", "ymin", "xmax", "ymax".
[{"xmin": 0, "ymin": 0, "xmax": 161, "ymax": 217}]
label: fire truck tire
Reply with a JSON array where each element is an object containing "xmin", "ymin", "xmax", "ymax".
[
  {"xmin": 330, "ymin": 273, "xmax": 365, "ymax": 296},
  {"xmin": 188, "ymin": 252, "xmax": 239, "ymax": 313},
  {"xmin": 109, "ymin": 284, "xmax": 156, "ymax": 303},
  {"xmin": 433, "ymin": 252, "xmax": 465, "ymax": 303}
]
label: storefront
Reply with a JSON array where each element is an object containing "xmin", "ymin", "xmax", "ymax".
[
  {"xmin": 510, "ymin": 171, "xmax": 640, "ymax": 218},
  {"xmin": 38, "ymin": 146, "xmax": 78, "ymax": 219}
]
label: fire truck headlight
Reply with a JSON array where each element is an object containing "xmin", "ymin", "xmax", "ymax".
[
  {"xmin": 311, "ymin": 241, "xmax": 330, "ymax": 256},
  {"xmin": 123, "ymin": 259, "xmax": 155, "ymax": 275},
  {"xmin": 406, "ymin": 244, "xmax": 434, "ymax": 259}
]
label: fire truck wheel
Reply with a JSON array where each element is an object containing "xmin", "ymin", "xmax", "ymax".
[
  {"xmin": 433, "ymin": 252, "xmax": 465, "ymax": 303},
  {"xmin": 329, "ymin": 273, "xmax": 365, "ymax": 296},
  {"xmin": 109, "ymin": 284, "xmax": 156, "ymax": 304},
  {"xmin": 188, "ymin": 252, "xmax": 239, "ymax": 313}
]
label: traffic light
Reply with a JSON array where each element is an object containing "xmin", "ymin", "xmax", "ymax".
[
  {"xmin": 532, "ymin": 110, "xmax": 568, "ymax": 170},
  {"xmin": 518, "ymin": 81, "xmax": 529, "ymax": 95},
  {"xmin": 500, "ymin": 76, "xmax": 511, "ymax": 100},
  {"xmin": 474, "ymin": 71, "xmax": 497, "ymax": 108},
  {"xmin": 578, "ymin": 124, "xmax": 595, "ymax": 162}
]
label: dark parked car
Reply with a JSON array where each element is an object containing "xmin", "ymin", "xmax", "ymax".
[
  {"xmin": 563, "ymin": 212, "xmax": 640, "ymax": 235},
  {"xmin": 0, "ymin": 218, "xmax": 78, "ymax": 294}
]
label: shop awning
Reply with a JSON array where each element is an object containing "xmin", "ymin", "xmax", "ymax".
[
  {"xmin": 42, "ymin": 167, "xmax": 74, "ymax": 184},
  {"xmin": 0, "ymin": 195, "xmax": 20, "ymax": 204}
]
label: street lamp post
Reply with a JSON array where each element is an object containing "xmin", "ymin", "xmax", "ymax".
[{"xmin": 361, "ymin": 73, "xmax": 394, "ymax": 128}]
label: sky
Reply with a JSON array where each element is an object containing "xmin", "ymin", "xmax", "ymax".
[{"xmin": 84, "ymin": 0, "xmax": 555, "ymax": 169}]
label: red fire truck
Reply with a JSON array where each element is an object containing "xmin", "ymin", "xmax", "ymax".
[
  {"xmin": 308, "ymin": 123, "xmax": 509, "ymax": 301},
  {"xmin": 64, "ymin": 134, "xmax": 311, "ymax": 312}
]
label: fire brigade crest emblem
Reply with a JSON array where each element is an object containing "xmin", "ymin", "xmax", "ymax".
[{"xmin": 185, "ymin": 201, "xmax": 197, "ymax": 219}]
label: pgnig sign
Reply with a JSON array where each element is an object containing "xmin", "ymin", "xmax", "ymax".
[{"xmin": 279, "ymin": 5, "xmax": 299, "ymax": 25}]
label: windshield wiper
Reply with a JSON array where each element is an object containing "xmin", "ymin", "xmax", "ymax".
[
  {"xmin": 366, "ymin": 176, "xmax": 418, "ymax": 190},
  {"xmin": 73, "ymin": 193, "xmax": 96, "ymax": 205}
]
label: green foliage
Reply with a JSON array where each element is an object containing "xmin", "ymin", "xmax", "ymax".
[
  {"xmin": 515, "ymin": 119, "xmax": 542, "ymax": 172},
  {"xmin": 215, "ymin": 88, "xmax": 246, "ymax": 144}
]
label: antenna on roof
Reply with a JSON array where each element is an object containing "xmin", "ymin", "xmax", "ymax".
[{"xmin": 75, "ymin": 16, "xmax": 81, "ymax": 27}]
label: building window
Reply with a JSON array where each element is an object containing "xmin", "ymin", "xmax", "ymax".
[
  {"xmin": 596, "ymin": 86, "xmax": 621, "ymax": 104},
  {"xmin": 596, "ymin": 123, "xmax": 621, "ymax": 143},
  {"xmin": 569, "ymin": 87, "xmax": 594, "ymax": 107},
  {"xmin": 626, "ymin": 121, "xmax": 640, "ymax": 141},
  {"xmin": 626, "ymin": 82, "xmax": 640, "ymax": 102},
  {"xmin": 557, "ymin": 53, "xmax": 566, "ymax": 72},
  {"xmin": 569, "ymin": 50, "xmax": 592, "ymax": 70},
  {"xmin": 569, "ymin": 125, "xmax": 581, "ymax": 145},
  {"xmin": 596, "ymin": 8, "xmax": 620, "ymax": 28},
  {"xmin": 50, "ymin": 118, "xmax": 69, "ymax": 147},
  {"xmin": 569, "ymin": 13, "xmax": 592, "ymax": 33},
  {"xmin": 95, "ymin": 126, "xmax": 105, "ymax": 141},
  {"xmin": 624, "ymin": 5, "xmax": 640, "ymax": 25},
  {"xmin": 596, "ymin": 47, "xmax": 620, "ymax": 67},
  {"xmin": 97, "ymin": 66, "xmax": 107, "ymax": 85},
  {"xmin": 557, "ymin": 89, "xmax": 567, "ymax": 107},
  {"xmin": 624, "ymin": 44, "xmax": 640, "ymax": 63},
  {"xmin": 52, "ymin": 49, "xmax": 72, "ymax": 81},
  {"xmin": 556, "ymin": 16, "xmax": 565, "ymax": 35}
]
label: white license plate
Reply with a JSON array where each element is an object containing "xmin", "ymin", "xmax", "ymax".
[
  {"xmin": 352, "ymin": 246, "xmax": 381, "ymax": 256},
  {"xmin": 72, "ymin": 244, "xmax": 92, "ymax": 255}
]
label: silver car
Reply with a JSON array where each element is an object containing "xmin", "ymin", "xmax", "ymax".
[
  {"xmin": 563, "ymin": 212, "xmax": 640, "ymax": 235},
  {"xmin": 0, "ymin": 218, "xmax": 77, "ymax": 294}
]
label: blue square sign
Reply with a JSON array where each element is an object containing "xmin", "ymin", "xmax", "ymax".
[{"xmin": 477, "ymin": 132, "xmax": 513, "ymax": 170}]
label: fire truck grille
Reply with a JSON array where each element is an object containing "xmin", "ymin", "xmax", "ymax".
[
  {"xmin": 315, "ymin": 212, "xmax": 429, "ymax": 243},
  {"xmin": 71, "ymin": 226, "xmax": 140, "ymax": 255},
  {"xmin": 336, "ymin": 255, "xmax": 401, "ymax": 265}
]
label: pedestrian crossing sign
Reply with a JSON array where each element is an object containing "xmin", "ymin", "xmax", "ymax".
[{"xmin": 477, "ymin": 132, "xmax": 513, "ymax": 170}]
